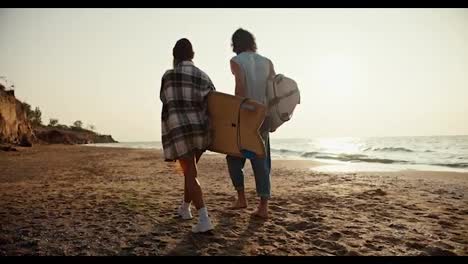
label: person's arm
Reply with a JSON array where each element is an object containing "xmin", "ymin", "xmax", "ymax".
[
  {"xmin": 230, "ymin": 59, "xmax": 246, "ymax": 97},
  {"xmin": 269, "ymin": 59, "xmax": 276, "ymax": 78},
  {"xmin": 206, "ymin": 76, "xmax": 216, "ymax": 92},
  {"xmin": 159, "ymin": 74, "xmax": 167, "ymax": 104}
]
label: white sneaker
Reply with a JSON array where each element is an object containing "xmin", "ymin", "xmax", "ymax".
[
  {"xmin": 191, "ymin": 217, "xmax": 214, "ymax": 233},
  {"xmin": 177, "ymin": 205, "xmax": 193, "ymax": 220}
]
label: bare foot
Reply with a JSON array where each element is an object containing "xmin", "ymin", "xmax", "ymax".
[
  {"xmin": 229, "ymin": 199, "xmax": 247, "ymax": 209},
  {"xmin": 252, "ymin": 208, "xmax": 268, "ymax": 219}
]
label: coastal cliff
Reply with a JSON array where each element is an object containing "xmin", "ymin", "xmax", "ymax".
[
  {"xmin": 0, "ymin": 86, "xmax": 35, "ymax": 146},
  {"xmin": 0, "ymin": 84, "xmax": 117, "ymax": 149},
  {"xmin": 34, "ymin": 127, "xmax": 118, "ymax": 145}
]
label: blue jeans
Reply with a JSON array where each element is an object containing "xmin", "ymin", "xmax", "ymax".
[{"xmin": 226, "ymin": 133, "xmax": 271, "ymax": 199}]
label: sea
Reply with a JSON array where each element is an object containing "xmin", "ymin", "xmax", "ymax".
[{"xmin": 87, "ymin": 135, "xmax": 468, "ymax": 173}]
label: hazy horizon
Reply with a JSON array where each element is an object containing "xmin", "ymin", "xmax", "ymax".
[
  {"xmin": 108, "ymin": 134, "xmax": 468, "ymax": 143},
  {"xmin": 1, "ymin": 8, "xmax": 468, "ymax": 142}
]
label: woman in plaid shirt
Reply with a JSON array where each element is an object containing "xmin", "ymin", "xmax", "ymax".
[{"xmin": 160, "ymin": 38, "xmax": 215, "ymax": 233}]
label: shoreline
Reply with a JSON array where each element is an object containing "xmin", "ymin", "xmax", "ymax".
[
  {"xmin": 1, "ymin": 145, "xmax": 467, "ymax": 256},
  {"xmin": 83, "ymin": 143, "xmax": 468, "ymax": 174}
]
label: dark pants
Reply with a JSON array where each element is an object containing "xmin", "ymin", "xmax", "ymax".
[{"xmin": 226, "ymin": 133, "xmax": 271, "ymax": 199}]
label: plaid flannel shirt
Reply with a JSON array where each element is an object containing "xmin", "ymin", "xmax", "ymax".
[{"xmin": 160, "ymin": 61, "xmax": 216, "ymax": 161}]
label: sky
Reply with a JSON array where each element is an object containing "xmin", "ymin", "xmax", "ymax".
[{"xmin": 1, "ymin": 8, "xmax": 467, "ymax": 142}]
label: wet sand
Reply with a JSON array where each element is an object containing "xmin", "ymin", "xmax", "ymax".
[{"xmin": 0, "ymin": 145, "xmax": 467, "ymax": 256}]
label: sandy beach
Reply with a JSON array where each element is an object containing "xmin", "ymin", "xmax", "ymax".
[{"xmin": 0, "ymin": 145, "xmax": 467, "ymax": 256}]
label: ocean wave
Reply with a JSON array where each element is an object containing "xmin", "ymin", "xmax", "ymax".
[
  {"xmin": 276, "ymin": 149, "xmax": 408, "ymax": 164},
  {"xmin": 271, "ymin": 148, "xmax": 303, "ymax": 156},
  {"xmin": 432, "ymin": 163, "xmax": 468, "ymax": 168},
  {"xmin": 300, "ymin": 151, "xmax": 319, "ymax": 158},
  {"xmin": 365, "ymin": 147, "xmax": 414, "ymax": 152},
  {"xmin": 270, "ymin": 144, "xmax": 466, "ymax": 168},
  {"xmin": 315, "ymin": 154, "xmax": 406, "ymax": 164}
]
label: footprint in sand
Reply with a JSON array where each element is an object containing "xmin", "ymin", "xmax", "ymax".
[
  {"xmin": 437, "ymin": 220, "xmax": 455, "ymax": 228},
  {"xmin": 346, "ymin": 241, "xmax": 361, "ymax": 248},
  {"xmin": 328, "ymin": 232, "xmax": 342, "ymax": 241},
  {"xmin": 340, "ymin": 229, "xmax": 360, "ymax": 238},
  {"xmin": 413, "ymin": 211, "xmax": 425, "ymax": 216},
  {"xmin": 206, "ymin": 247, "xmax": 220, "ymax": 255},
  {"xmin": 346, "ymin": 250, "xmax": 361, "ymax": 256},
  {"xmin": 264, "ymin": 225, "xmax": 278, "ymax": 233},
  {"xmin": 269, "ymin": 204, "xmax": 284, "ymax": 211},
  {"xmin": 406, "ymin": 217, "xmax": 420, "ymax": 223},
  {"xmin": 449, "ymin": 215, "xmax": 463, "ymax": 221},
  {"xmin": 373, "ymin": 234, "xmax": 401, "ymax": 244},
  {"xmin": 434, "ymin": 241, "xmax": 455, "ymax": 250},
  {"xmin": 448, "ymin": 235, "xmax": 466, "ymax": 244},
  {"xmin": 389, "ymin": 223, "xmax": 407, "ymax": 230},
  {"xmin": 363, "ymin": 240, "xmax": 384, "ymax": 251},
  {"xmin": 312, "ymin": 238, "xmax": 349, "ymax": 255},
  {"xmin": 423, "ymin": 246, "xmax": 457, "ymax": 256},
  {"xmin": 290, "ymin": 209, "xmax": 303, "ymax": 215},
  {"xmin": 285, "ymin": 221, "xmax": 311, "ymax": 231},
  {"xmin": 134, "ymin": 240, "xmax": 154, "ymax": 249},
  {"xmin": 273, "ymin": 219, "xmax": 288, "ymax": 226},
  {"xmin": 257, "ymin": 236, "xmax": 271, "ymax": 246},
  {"xmin": 406, "ymin": 241, "xmax": 426, "ymax": 250},
  {"xmin": 274, "ymin": 236, "xmax": 288, "ymax": 244},
  {"xmin": 426, "ymin": 213, "xmax": 439, "ymax": 219}
]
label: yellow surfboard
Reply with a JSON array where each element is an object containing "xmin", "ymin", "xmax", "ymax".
[{"xmin": 207, "ymin": 91, "xmax": 266, "ymax": 158}]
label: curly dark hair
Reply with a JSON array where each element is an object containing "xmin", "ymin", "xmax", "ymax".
[{"xmin": 231, "ymin": 28, "xmax": 257, "ymax": 55}]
